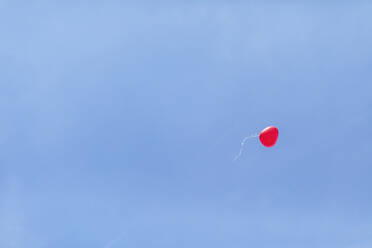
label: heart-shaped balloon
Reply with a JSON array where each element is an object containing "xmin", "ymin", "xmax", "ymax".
[{"xmin": 259, "ymin": 126, "xmax": 279, "ymax": 147}]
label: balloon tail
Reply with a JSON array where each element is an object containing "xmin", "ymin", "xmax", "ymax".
[{"xmin": 234, "ymin": 133, "xmax": 258, "ymax": 161}]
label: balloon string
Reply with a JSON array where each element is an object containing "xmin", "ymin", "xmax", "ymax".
[
  {"xmin": 234, "ymin": 133, "xmax": 259, "ymax": 161},
  {"xmin": 103, "ymin": 231, "xmax": 127, "ymax": 248}
]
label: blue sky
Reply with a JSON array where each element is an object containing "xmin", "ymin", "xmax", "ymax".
[{"xmin": 1, "ymin": 1, "xmax": 372, "ymax": 247}]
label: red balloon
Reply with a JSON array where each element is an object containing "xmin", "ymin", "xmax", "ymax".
[{"xmin": 259, "ymin": 126, "xmax": 279, "ymax": 147}]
